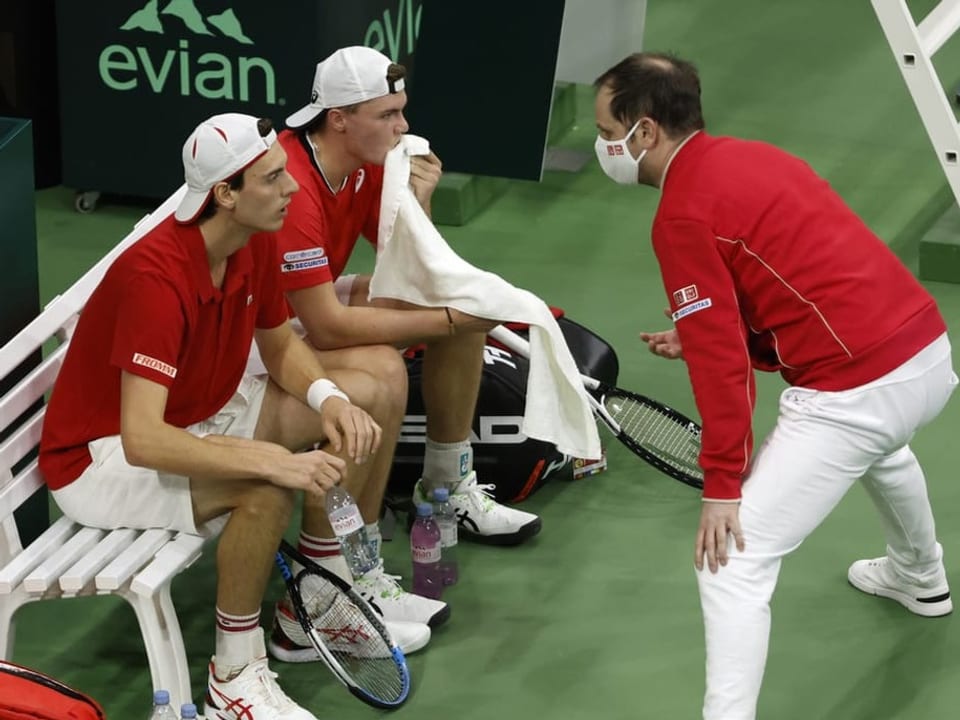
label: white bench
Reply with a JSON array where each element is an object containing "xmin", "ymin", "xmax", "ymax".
[{"xmin": 0, "ymin": 186, "xmax": 217, "ymax": 710}]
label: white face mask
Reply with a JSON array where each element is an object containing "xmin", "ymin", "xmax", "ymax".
[{"xmin": 594, "ymin": 120, "xmax": 646, "ymax": 185}]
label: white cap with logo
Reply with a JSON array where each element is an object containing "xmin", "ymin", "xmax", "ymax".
[
  {"xmin": 175, "ymin": 112, "xmax": 277, "ymax": 223},
  {"xmin": 285, "ymin": 46, "xmax": 405, "ymax": 129}
]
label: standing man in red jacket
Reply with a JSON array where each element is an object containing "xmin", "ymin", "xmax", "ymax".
[{"xmin": 593, "ymin": 52, "xmax": 957, "ymax": 719}]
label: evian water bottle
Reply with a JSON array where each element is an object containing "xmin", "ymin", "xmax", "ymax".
[
  {"xmin": 432, "ymin": 487, "xmax": 459, "ymax": 586},
  {"xmin": 325, "ymin": 484, "xmax": 377, "ymax": 577}
]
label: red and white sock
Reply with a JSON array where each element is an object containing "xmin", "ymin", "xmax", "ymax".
[
  {"xmin": 298, "ymin": 532, "xmax": 341, "ymax": 562},
  {"xmin": 299, "ymin": 531, "xmax": 353, "ymax": 583},
  {"xmin": 213, "ymin": 609, "xmax": 263, "ymax": 681}
]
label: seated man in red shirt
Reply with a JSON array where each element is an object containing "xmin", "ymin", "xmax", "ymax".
[
  {"xmin": 593, "ymin": 52, "xmax": 956, "ymax": 720},
  {"xmin": 255, "ymin": 45, "xmax": 542, "ymax": 657},
  {"xmin": 39, "ymin": 113, "xmax": 427, "ymax": 720}
]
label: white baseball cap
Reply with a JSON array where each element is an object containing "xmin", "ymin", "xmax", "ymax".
[
  {"xmin": 285, "ymin": 46, "xmax": 405, "ymax": 129},
  {"xmin": 175, "ymin": 113, "xmax": 278, "ymax": 223}
]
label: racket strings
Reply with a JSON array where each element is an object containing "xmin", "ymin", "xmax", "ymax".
[
  {"xmin": 604, "ymin": 394, "xmax": 701, "ymax": 473},
  {"xmin": 298, "ymin": 573, "xmax": 406, "ymax": 701}
]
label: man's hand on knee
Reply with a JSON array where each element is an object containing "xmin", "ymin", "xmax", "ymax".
[
  {"xmin": 319, "ymin": 397, "xmax": 383, "ymax": 465},
  {"xmin": 265, "ymin": 449, "xmax": 346, "ymax": 495}
]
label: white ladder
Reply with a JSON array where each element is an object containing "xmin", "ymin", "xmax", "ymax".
[{"xmin": 872, "ymin": 0, "xmax": 960, "ymax": 206}]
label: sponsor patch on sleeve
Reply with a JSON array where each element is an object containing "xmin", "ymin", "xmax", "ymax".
[
  {"xmin": 671, "ymin": 298, "xmax": 712, "ymax": 322},
  {"xmin": 132, "ymin": 352, "xmax": 177, "ymax": 379},
  {"xmin": 283, "ymin": 248, "xmax": 325, "ymax": 262},
  {"xmin": 280, "ymin": 257, "xmax": 329, "ymax": 273}
]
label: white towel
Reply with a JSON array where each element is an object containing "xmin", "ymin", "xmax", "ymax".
[{"xmin": 369, "ymin": 135, "xmax": 602, "ymax": 460}]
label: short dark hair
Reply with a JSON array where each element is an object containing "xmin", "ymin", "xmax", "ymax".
[
  {"xmin": 197, "ymin": 117, "xmax": 274, "ymax": 221},
  {"xmin": 594, "ymin": 52, "xmax": 705, "ymax": 136},
  {"xmin": 302, "ymin": 62, "xmax": 407, "ymax": 134}
]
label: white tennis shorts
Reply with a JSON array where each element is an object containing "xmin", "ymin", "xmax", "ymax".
[{"xmin": 51, "ymin": 374, "xmax": 268, "ymax": 535}]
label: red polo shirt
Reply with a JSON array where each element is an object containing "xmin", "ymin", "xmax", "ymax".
[
  {"xmin": 653, "ymin": 132, "xmax": 946, "ymax": 501},
  {"xmin": 273, "ymin": 129, "xmax": 383, "ymax": 291},
  {"xmin": 39, "ymin": 216, "xmax": 289, "ymax": 490}
]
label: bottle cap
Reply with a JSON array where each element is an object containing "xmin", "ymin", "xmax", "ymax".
[
  {"xmin": 154, "ymin": 690, "xmax": 170, "ymax": 705},
  {"xmin": 432, "ymin": 487, "xmax": 449, "ymax": 502},
  {"xmin": 180, "ymin": 703, "xmax": 197, "ymax": 719},
  {"xmin": 416, "ymin": 502, "xmax": 434, "ymax": 517}
]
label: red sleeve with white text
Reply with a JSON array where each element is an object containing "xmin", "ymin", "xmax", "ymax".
[
  {"xmin": 652, "ymin": 218, "xmax": 756, "ymax": 500},
  {"xmin": 111, "ymin": 273, "xmax": 186, "ymax": 387},
  {"xmin": 274, "ymin": 185, "xmax": 334, "ymax": 292}
]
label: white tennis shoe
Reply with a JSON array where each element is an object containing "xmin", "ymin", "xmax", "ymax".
[
  {"xmin": 413, "ymin": 471, "xmax": 542, "ymax": 545},
  {"xmin": 847, "ymin": 556, "xmax": 952, "ymax": 617},
  {"xmin": 353, "ymin": 560, "xmax": 450, "ymax": 627},
  {"xmin": 204, "ymin": 656, "xmax": 316, "ymax": 720},
  {"xmin": 268, "ymin": 594, "xmax": 431, "ymax": 662}
]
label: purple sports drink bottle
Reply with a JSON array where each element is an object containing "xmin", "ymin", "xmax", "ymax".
[{"xmin": 410, "ymin": 503, "xmax": 442, "ymax": 599}]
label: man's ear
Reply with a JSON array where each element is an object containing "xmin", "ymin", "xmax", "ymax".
[
  {"xmin": 211, "ymin": 181, "xmax": 235, "ymax": 211},
  {"xmin": 327, "ymin": 108, "xmax": 349, "ymax": 133},
  {"xmin": 636, "ymin": 117, "xmax": 659, "ymax": 148}
]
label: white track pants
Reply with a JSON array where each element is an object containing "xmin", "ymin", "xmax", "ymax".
[{"xmin": 698, "ymin": 334, "xmax": 957, "ymax": 720}]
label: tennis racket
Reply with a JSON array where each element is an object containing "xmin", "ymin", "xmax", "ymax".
[
  {"xmin": 274, "ymin": 540, "xmax": 411, "ymax": 709},
  {"xmin": 488, "ymin": 325, "xmax": 704, "ymax": 490}
]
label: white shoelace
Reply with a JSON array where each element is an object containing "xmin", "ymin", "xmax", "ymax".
[
  {"xmin": 245, "ymin": 661, "xmax": 296, "ymax": 711},
  {"xmin": 360, "ymin": 561, "xmax": 405, "ymax": 597},
  {"xmin": 457, "ymin": 477, "xmax": 497, "ymax": 510}
]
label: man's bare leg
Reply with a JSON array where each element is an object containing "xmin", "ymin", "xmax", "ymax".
[
  {"xmin": 299, "ymin": 344, "xmax": 407, "ymax": 539},
  {"xmin": 421, "ymin": 331, "xmax": 485, "ymax": 442},
  {"xmin": 253, "ymin": 345, "xmax": 447, "ymax": 636},
  {"xmin": 350, "ymin": 275, "xmax": 543, "ymax": 544},
  {"xmin": 187, "ymin": 379, "xmax": 318, "ymax": 679}
]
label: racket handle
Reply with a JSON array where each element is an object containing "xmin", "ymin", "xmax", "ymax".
[{"xmin": 489, "ymin": 325, "xmax": 601, "ymax": 390}]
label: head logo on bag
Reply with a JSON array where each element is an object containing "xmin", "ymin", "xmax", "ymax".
[{"xmin": 400, "ymin": 415, "xmax": 527, "ymax": 445}]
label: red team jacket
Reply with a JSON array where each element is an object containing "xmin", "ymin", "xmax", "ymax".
[{"xmin": 653, "ymin": 132, "xmax": 946, "ymax": 500}]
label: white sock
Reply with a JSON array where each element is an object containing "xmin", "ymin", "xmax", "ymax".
[
  {"xmin": 214, "ymin": 616, "xmax": 264, "ymax": 681},
  {"xmin": 422, "ymin": 438, "xmax": 472, "ymax": 492}
]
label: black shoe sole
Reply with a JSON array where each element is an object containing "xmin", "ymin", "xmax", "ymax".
[
  {"xmin": 458, "ymin": 517, "xmax": 543, "ymax": 546},
  {"xmin": 428, "ymin": 604, "xmax": 452, "ymax": 628}
]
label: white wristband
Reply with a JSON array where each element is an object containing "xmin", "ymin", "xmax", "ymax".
[{"xmin": 306, "ymin": 378, "xmax": 349, "ymax": 413}]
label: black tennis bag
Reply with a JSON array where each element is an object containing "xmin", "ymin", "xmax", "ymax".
[{"xmin": 388, "ymin": 315, "xmax": 618, "ymax": 504}]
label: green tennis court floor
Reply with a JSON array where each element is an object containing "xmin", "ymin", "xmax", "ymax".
[{"xmin": 15, "ymin": 1, "xmax": 960, "ymax": 716}]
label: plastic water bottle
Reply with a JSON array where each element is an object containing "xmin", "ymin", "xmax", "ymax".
[
  {"xmin": 325, "ymin": 484, "xmax": 377, "ymax": 577},
  {"xmin": 432, "ymin": 488, "xmax": 459, "ymax": 586},
  {"xmin": 410, "ymin": 503, "xmax": 443, "ymax": 599},
  {"xmin": 147, "ymin": 690, "xmax": 177, "ymax": 720},
  {"xmin": 179, "ymin": 704, "xmax": 198, "ymax": 720}
]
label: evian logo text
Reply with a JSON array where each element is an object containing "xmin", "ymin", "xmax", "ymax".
[{"xmin": 99, "ymin": 0, "xmax": 278, "ymax": 104}]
